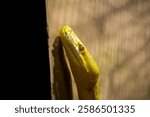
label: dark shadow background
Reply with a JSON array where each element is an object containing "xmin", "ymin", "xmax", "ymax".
[{"xmin": 0, "ymin": 0, "xmax": 51, "ymax": 99}]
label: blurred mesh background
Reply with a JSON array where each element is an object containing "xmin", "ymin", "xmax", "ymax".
[{"xmin": 46, "ymin": 0, "xmax": 150, "ymax": 99}]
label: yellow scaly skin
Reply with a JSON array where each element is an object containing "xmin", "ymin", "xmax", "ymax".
[{"xmin": 60, "ymin": 25, "xmax": 100, "ymax": 100}]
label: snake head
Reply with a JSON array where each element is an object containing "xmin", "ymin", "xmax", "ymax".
[{"xmin": 60, "ymin": 25, "xmax": 100, "ymax": 79}]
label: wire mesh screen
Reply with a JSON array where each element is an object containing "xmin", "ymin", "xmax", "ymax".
[{"xmin": 46, "ymin": 0, "xmax": 150, "ymax": 99}]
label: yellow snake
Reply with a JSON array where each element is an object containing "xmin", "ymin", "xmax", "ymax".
[{"xmin": 58, "ymin": 25, "xmax": 100, "ymax": 100}]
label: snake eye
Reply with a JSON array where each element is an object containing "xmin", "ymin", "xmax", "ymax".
[{"xmin": 78, "ymin": 44, "xmax": 85, "ymax": 51}]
